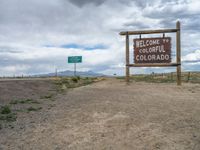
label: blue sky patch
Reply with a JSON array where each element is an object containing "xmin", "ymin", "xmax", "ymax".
[
  {"xmin": 61, "ymin": 43, "xmax": 108, "ymax": 50},
  {"xmin": 44, "ymin": 43, "xmax": 108, "ymax": 50}
]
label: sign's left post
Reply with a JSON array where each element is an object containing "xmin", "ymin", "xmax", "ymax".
[{"xmin": 126, "ymin": 33, "xmax": 130, "ymax": 83}]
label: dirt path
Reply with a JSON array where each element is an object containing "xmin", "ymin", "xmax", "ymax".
[{"xmin": 1, "ymin": 78, "xmax": 200, "ymax": 150}]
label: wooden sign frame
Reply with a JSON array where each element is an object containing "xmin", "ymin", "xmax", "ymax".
[{"xmin": 119, "ymin": 21, "xmax": 181, "ymax": 85}]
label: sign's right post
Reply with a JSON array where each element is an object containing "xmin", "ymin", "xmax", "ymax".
[
  {"xmin": 176, "ymin": 21, "xmax": 181, "ymax": 86},
  {"xmin": 126, "ymin": 32, "xmax": 130, "ymax": 83}
]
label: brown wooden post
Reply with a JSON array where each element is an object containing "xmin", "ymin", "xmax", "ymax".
[
  {"xmin": 176, "ymin": 21, "xmax": 181, "ymax": 85},
  {"xmin": 125, "ymin": 32, "xmax": 130, "ymax": 83}
]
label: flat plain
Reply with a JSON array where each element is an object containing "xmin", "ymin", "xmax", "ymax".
[{"xmin": 0, "ymin": 77, "xmax": 200, "ymax": 150}]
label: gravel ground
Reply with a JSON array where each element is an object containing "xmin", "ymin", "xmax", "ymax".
[{"xmin": 0, "ymin": 78, "xmax": 200, "ymax": 150}]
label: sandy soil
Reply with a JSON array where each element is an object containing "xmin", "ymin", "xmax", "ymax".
[{"xmin": 0, "ymin": 78, "xmax": 200, "ymax": 150}]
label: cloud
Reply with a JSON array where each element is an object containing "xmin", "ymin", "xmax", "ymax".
[
  {"xmin": 0, "ymin": 0, "xmax": 200, "ymax": 76},
  {"xmin": 0, "ymin": 43, "xmax": 124, "ymax": 76},
  {"xmin": 182, "ymin": 50, "xmax": 200, "ymax": 71},
  {"xmin": 68, "ymin": 0, "xmax": 106, "ymax": 7},
  {"xmin": 182, "ymin": 50, "xmax": 200, "ymax": 62}
]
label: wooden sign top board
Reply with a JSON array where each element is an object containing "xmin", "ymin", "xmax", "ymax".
[{"xmin": 134, "ymin": 37, "xmax": 171, "ymax": 63}]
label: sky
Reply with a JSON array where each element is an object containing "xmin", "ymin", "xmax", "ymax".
[{"xmin": 0, "ymin": 0, "xmax": 200, "ymax": 76}]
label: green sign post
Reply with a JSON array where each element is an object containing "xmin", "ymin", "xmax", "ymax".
[
  {"xmin": 68, "ymin": 56, "xmax": 82, "ymax": 76},
  {"xmin": 68, "ymin": 56, "xmax": 82, "ymax": 63}
]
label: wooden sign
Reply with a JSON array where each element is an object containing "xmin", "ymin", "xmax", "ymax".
[
  {"xmin": 120, "ymin": 21, "xmax": 181, "ymax": 85},
  {"xmin": 134, "ymin": 37, "xmax": 171, "ymax": 63}
]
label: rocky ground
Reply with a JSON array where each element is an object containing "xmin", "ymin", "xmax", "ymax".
[{"xmin": 0, "ymin": 78, "xmax": 200, "ymax": 150}]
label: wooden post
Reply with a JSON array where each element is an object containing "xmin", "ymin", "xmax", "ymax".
[
  {"xmin": 176, "ymin": 21, "xmax": 181, "ymax": 85},
  {"xmin": 125, "ymin": 32, "xmax": 130, "ymax": 83}
]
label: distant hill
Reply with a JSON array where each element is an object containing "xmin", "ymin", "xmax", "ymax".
[{"xmin": 34, "ymin": 70, "xmax": 105, "ymax": 77}]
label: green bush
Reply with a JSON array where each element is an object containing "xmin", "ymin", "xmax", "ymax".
[
  {"xmin": 61, "ymin": 78, "xmax": 69, "ymax": 84},
  {"xmin": 76, "ymin": 76, "xmax": 81, "ymax": 80},
  {"xmin": 10, "ymin": 99, "xmax": 40, "ymax": 104},
  {"xmin": 0, "ymin": 113, "xmax": 17, "ymax": 122},
  {"xmin": 27, "ymin": 106, "xmax": 42, "ymax": 112},
  {"xmin": 40, "ymin": 94, "xmax": 53, "ymax": 99},
  {"xmin": 9, "ymin": 100, "xmax": 18, "ymax": 104},
  {"xmin": 1, "ymin": 105, "xmax": 11, "ymax": 114},
  {"xmin": 0, "ymin": 105, "xmax": 17, "ymax": 122},
  {"xmin": 71, "ymin": 77, "xmax": 78, "ymax": 83}
]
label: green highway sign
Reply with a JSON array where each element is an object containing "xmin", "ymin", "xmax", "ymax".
[{"xmin": 68, "ymin": 56, "xmax": 82, "ymax": 63}]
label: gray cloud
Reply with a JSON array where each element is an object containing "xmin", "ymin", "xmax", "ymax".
[
  {"xmin": 0, "ymin": 0, "xmax": 200, "ymax": 76},
  {"xmin": 68, "ymin": 0, "xmax": 106, "ymax": 7},
  {"xmin": 183, "ymin": 60, "xmax": 200, "ymax": 63},
  {"xmin": 0, "ymin": 46, "xmax": 22, "ymax": 54},
  {"xmin": 123, "ymin": 20, "xmax": 150, "ymax": 29},
  {"xmin": 182, "ymin": 15, "xmax": 200, "ymax": 32}
]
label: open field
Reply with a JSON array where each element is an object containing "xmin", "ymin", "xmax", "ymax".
[
  {"xmin": 0, "ymin": 77, "xmax": 200, "ymax": 149},
  {"xmin": 0, "ymin": 77, "xmax": 99, "ymax": 129},
  {"xmin": 117, "ymin": 72, "xmax": 200, "ymax": 84}
]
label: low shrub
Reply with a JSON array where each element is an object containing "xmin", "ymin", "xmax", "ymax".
[
  {"xmin": 0, "ymin": 105, "xmax": 11, "ymax": 114},
  {"xmin": 27, "ymin": 106, "xmax": 42, "ymax": 112},
  {"xmin": 10, "ymin": 99, "xmax": 40, "ymax": 105},
  {"xmin": 71, "ymin": 77, "xmax": 78, "ymax": 83}
]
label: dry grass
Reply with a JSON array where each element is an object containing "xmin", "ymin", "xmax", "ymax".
[{"xmin": 117, "ymin": 72, "xmax": 200, "ymax": 83}]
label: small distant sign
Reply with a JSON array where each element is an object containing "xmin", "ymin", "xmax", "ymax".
[
  {"xmin": 134, "ymin": 37, "xmax": 171, "ymax": 63},
  {"xmin": 68, "ymin": 56, "xmax": 82, "ymax": 63}
]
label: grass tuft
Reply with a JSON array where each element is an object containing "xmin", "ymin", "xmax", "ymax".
[
  {"xmin": 10, "ymin": 99, "xmax": 40, "ymax": 105},
  {"xmin": 116, "ymin": 72, "xmax": 200, "ymax": 84},
  {"xmin": 71, "ymin": 77, "xmax": 78, "ymax": 83},
  {"xmin": 0, "ymin": 105, "xmax": 17, "ymax": 122},
  {"xmin": 0, "ymin": 105, "xmax": 11, "ymax": 114},
  {"xmin": 0, "ymin": 113, "xmax": 17, "ymax": 122},
  {"xmin": 27, "ymin": 106, "xmax": 42, "ymax": 112},
  {"xmin": 40, "ymin": 94, "xmax": 54, "ymax": 99},
  {"xmin": 54, "ymin": 77, "xmax": 99, "ymax": 92}
]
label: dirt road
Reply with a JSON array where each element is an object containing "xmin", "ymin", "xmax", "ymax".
[{"xmin": 1, "ymin": 78, "xmax": 200, "ymax": 150}]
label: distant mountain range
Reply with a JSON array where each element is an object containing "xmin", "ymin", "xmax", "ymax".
[{"xmin": 34, "ymin": 70, "xmax": 105, "ymax": 77}]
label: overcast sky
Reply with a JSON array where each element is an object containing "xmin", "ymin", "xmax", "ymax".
[{"xmin": 0, "ymin": 0, "xmax": 199, "ymax": 76}]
